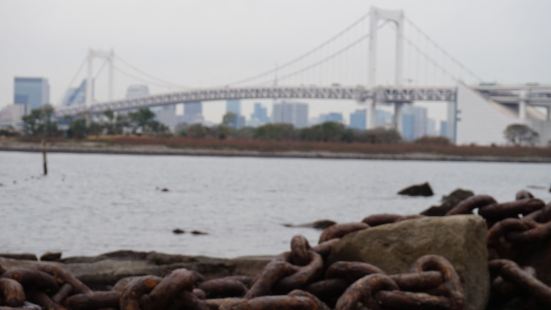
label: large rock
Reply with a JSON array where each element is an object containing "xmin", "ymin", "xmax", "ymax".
[
  {"xmin": 397, "ymin": 182, "xmax": 434, "ymax": 197},
  {"xmin": 421, "ymin": 188, "xmax": 474, "ymax": 216},
  {"xmin": 329, "ymin": 215, "xmax": 488, "ymax": 310}
]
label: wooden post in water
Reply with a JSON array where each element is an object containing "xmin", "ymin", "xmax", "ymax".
[{"xmin": 41, "ymin": 139, "xmax": 48, "ymax": 176}]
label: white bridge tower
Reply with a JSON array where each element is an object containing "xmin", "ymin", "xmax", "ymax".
[
  {"xmin": 366, "ymin": 7, "xmax": 405, "ymax": 129},
  {"xmin": 85, "ymin": 49, "xmax": 115, "ymax": 106}
]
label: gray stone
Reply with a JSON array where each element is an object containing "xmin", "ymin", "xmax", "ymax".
[
  {"xmin": 398, "ymin": 182, "xmax": 434, "ymax": 197},
  {"xmin": 329, "ymin": 215, "xmax": 488, "ymax": 310},
  {"xmin": 421, "ymin": 188, "xmax": 474, "ymax": 216}
]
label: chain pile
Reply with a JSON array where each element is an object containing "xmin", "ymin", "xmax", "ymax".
[{"xmin": 0, "ymin": 190, "xmax": 549, "ymax": 309}]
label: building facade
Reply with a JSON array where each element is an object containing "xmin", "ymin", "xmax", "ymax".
[
  {"xmin": 249, "ymin": 103, "xmax": 270, "ymax": 126},
  {"xmin": 14, "ymin": 77, "xmax": 50, "ymax": 112},
  {"xmin": 349, "ymin": 109, "xmax": 366, "ymax": 130},
  {"xmin": 272, "ymin": 101, "xmax": 308, "ymax": 128},
  {"xmin": 182, "ymin": 101, "xmax": 204, "ymax": 124}
]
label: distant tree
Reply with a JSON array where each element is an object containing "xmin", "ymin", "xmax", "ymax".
[
  {"xmin": 300, "ymin": 122, "xmax": 346, "ymax": 142},
  {"xmin": 504, "ymin": 124, "xmax": 539, "ymax": 146},
  {"xmin": 67, "ymin": 119, "xmax": 88, "ymax": 139},
  {"xmin": 356, "ymin": 128, "xmax": 402, "ymax": 144},
  {"xmin": 21, "ymin": 104, "xmax": 59, "ymax": 137},
  {"xmin": 186, "ymin": 124, "xmax": 212, "ymax": 138},
  {"xmin": 222, "ymin": 112, "xmax": 238, "ymax": 128},
  {"xmin": 254, "ymin": 123, "xmax": 296, "ymax": 140}
]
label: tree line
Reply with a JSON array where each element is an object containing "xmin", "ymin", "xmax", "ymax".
[{"xmin": 16, "ymin": 105, "xmax": 548, "ymax": 146}]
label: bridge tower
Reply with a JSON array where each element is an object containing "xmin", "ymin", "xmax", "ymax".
[
  {"xmin": 366, "ymin": 7, "xmax": 405, "ymax": 129},
  {"xmin": 85, "ymin": 49, "xmax": 115, "ymax": 106}
]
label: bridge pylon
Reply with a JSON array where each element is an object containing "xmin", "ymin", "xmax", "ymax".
[{"xmin": 85, "ymin": 49, "xmax": 115, "ymax": 106}]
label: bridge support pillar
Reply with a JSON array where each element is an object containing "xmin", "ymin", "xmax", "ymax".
[
  {"xmin": 519, "ymin": 90, "xmax": 528, "ymax": 122},
  {"xmin": 366, "ymin": 99, "xmax": 377, "ymax": 129},
  {"xmin": 392, "ymin": 102, "xmax": 404, "ymax": 132},
  {"xmin": 447, "ymin": 99, "xmax": 458, "ymax": 144}
]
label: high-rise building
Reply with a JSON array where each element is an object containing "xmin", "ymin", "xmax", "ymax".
[
  {"xmin": 14, "ymin": 77, "xmax": 50, "ymax": 112},
  {"xmin": 319, "ymin": 112, "xmax": 344, "ymax": 124},
  {"xmin": 249, "ymin": 102, "xmax": 270, "ymax": 126},
  {"xmin": 126, "ymin": 84, "xmax": 150, "ymax": 99},
  {"xmin": 400, "ymin": 105, "xmax": 428, "ymax": 140},
  {"xmin": 182, "ymin": 101, "xmax": 204, "ymax": 124},
  {"xmin": 376, "ymin": 109, "xmax": 392, "ymax": 127},
  {"xmin": 225, "ymin": 100, "xmax": 245, "ymax": 128},
  {"xmin": 62, "ymin": 80, "xmax": 87, "ymax": 106},
  {"xmin": 349, "ymin": 109, "xmax": 366, "ymax": 130},
  {"xmin": 226, "ymin": 100, "xmax": 241, "ymax": 115},
  {"xmin": 272, "ymin": 101, "xmax": 308, "ymax": 128},
  {"xmin": 154, "ymin": 105, "xmax": 182, "ymax": 132}
]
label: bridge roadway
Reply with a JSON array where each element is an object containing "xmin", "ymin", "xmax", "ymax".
[{"xmin": 55, "ymin": 85, "xmax": 457, "ymax": 117}]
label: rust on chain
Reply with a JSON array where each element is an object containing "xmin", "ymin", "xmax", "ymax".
[
  {"xmin": 446, "ymin": 194, "xmax": 496, "ymax": 215},
  {"xmin": 290, "ymin": 235, "xmax": 312, "ymax": 266},
  {"xmin": 274, "ymin": 250, "xmax": 324, "ymax": 293},
  {"xmin": 223, "ymin": 290, "xmax": 329, "ymax": 310},
  {"xmin": 390, "ymin": 270, "xmax": 443, "ymax": 292},
  {"xmin": 198, "ymin": 278, "xmax": 248, "ymax": 298},
  {"xmin": 65, "ymin": 291, "xmax": 120, "ymax": 310},
  {"xmin": 489, "ymin": 259, "xmax": 551, "ymax": 306},
  {"xmin": 335, "ymin": 273, "xmax": 398, "ymax": 310},
  {"xmin": 413, "ymin": 255, "xmax": 464, "ymax": 310},
  {"xmin": 318, "ymin": 222, "xmax": 369, "ymax": 244},
  {"xmin": 0, "ymin": 277, "xmax": 26, "ymax": 307},
  {"xmin": 142, "ymin": 268, "xmax": 196, "ymax": 309},
  {"xmin": 245, "ymin": 259, "xmax": 298, "ymax": 298},
  {"xmin": 119, "ymin": 275, "xmax": 161, "ymax": 310},
  {"xmin": 478, "ymin": 198, "xmax": 545, "ymax": 222},
  {"xmin": 325, "ymin": 261, "xmax": 384, "ymax": 283},
  {"xmin": 312, "ymin": 238, "xmax": 339, "ymax": 257},
  {"xmin": 2, "ymin": 268, "xmax": 59, "ymax": 293},
  {"xmin": 376, "ymin": 290, "xmax": 451, "ymax": 309}
]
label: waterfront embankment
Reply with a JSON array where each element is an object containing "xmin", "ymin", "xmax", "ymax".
[{"xmin": 1, "ymin": 138, "xmax": 551, "ymax": 163}]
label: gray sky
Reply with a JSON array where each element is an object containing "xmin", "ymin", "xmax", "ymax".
[{"xmin": 1, "ymin": 0, "xmax": 550, "ymax": 122}]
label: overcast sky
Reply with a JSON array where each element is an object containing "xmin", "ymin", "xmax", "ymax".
[{"xmin": 1, "ymin": 0, "xmax": 550, "ymax": 122}]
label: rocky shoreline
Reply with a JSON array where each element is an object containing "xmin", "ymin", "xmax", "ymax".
[
  {"xmin": 0, "ymin": 189, "xmax": 550, "ymax": 309},
  {"xmin": 1, "ymin": 140, "xmax": 551, "ymax": 163}
]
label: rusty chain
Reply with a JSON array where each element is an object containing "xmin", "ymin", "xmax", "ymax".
[{"xmin": 0, "ymin": 190, "xmax": 549, "ymax": 309}]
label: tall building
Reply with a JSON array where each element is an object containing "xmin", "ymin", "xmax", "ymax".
[
  {"xmin": 14, "ymin": 77, "xmax": 50, "ymax": 112},
  {"xmin": 226, "ymin": 100, "xmax": 241, "ymax": 115},
  {"xmin": 154, "ymin": 105, "xmax": 182, "ymax": 132},
  {"xmin": 225, "ymin": 100, "xmax": 245, "ymax": 128},
  {"xmin": 126, "ymin": 84, "xmax": 150, "ymax": 99},
  {"xmin": 349, "ymin": 109, "xmax": 366, "ymax": 130},
  {"xmin": 272, "ymin": 101, "xmax": 308, "ymax": 128},
  {"xmin": 182, "ymin": 101, "xmax": 204, "ymax": 124},
  {"xmin": 400, "ymin": 105, "xmax": 428, "ymax": 141},
  {"xmin": 62, "ymin": 80, "xmax": 87, "ymax": 106},
  {"xmin": 319, "ymin": 112, "xmax": 344, "ymax": 124},
  {"xmin": 249, "ymin": 102, "xmax": 270, "ymax": 126},
  {"xmin": 376, "ymin": 109, "xmax": 392, "ymax": 127}
]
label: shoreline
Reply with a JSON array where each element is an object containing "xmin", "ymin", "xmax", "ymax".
[{"xmin": 1, "ymin": 141, "xmax": 551, "ymax": 163}]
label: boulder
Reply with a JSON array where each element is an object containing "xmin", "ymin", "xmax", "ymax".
[
  {"xmin": 40, "ymin": 252, "xmax": 62, "ymax": 261},
  {"xmin": 397, "ymin": 182, "xmax": 434, "ymax": 197},
  {"xmin": 421, "ymin": 188, "xmax": 474, "ymax": 216},
  {"xmin": 0, "ymin": 253, "xmax": 37, "ymax": 261},
  {"xmin": 329, "ymin": 215, "xmax": 488, "ymax": 310}
]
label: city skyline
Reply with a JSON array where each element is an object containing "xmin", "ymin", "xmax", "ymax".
[{"xmin": 1, "ymin": 0, "xmax": 550, "ymax": 124}]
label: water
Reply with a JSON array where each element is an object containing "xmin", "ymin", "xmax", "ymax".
[{"xmin": 0, "ymin": 151, "xmax": 549, "ymax": 258}]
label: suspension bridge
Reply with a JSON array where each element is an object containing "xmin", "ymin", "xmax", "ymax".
[{"xmin": 55, "ymin": 7, "xmax": 551, "ymax": 144}]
